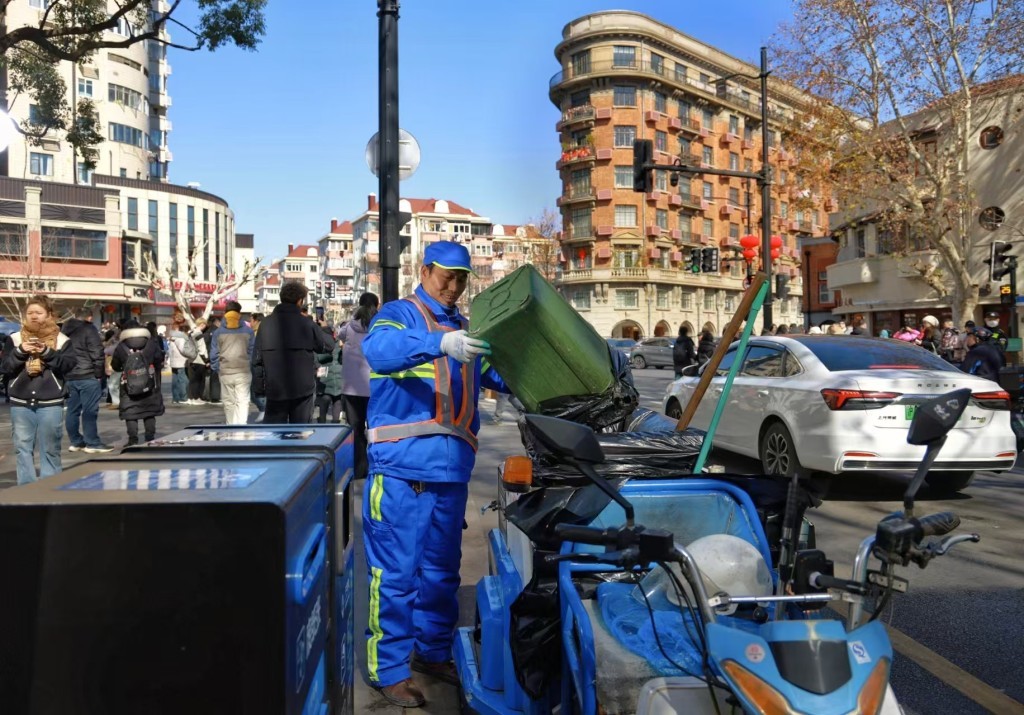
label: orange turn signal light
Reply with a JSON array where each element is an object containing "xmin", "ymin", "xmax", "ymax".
[{"xmin": 502, "ymin": 456, "xmax": 533, "ymax": 493}]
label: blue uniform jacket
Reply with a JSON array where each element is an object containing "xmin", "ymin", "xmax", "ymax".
[{"xmin": 362, "ymin": 286, "xmax": 507, "ymax": 483}]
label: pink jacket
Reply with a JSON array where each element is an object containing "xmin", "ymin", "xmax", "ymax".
[{"xmin": 893, "ymin": 327, "xmax": 921, "ymax": 342}]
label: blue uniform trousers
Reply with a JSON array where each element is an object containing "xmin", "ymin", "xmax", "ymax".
[{"xmin": 363, "ymin": 474, "xmax": 468, "ymax": 686}]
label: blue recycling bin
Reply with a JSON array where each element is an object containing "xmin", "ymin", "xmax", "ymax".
[
  {"xmin": 124, "ymin": 424, "xmax": 357, "ymax": 715},
  {"xmin": 0, "ymin": 454, "xmax": 331, "ymax": 715}
]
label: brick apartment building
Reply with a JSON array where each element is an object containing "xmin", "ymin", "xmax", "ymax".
[{"xmin": 549, "ymin": 11, "xmax": 831, "ymax": 338}]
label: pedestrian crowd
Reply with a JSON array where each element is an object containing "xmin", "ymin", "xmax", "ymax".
[
  {"xmin": 1, "ymin": 284, "xmax": 380, "ymax": 486},
  {"xmin": 783, "ymin": 313, "xmax": 1009, "ymax": 381}
]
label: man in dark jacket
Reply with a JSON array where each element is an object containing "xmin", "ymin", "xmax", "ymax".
[
  {"xmin": 961, "ymin": 327, "xmax": 1003, "ymax": 382},
  {"xmin": 254, "ymin": 280, "xmax": 333, "ymax": 423},
  {"xmin": 61, "ymin": 307, "xmax": 112, "ymax": 453}
]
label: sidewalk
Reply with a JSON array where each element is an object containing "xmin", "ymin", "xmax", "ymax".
[{"xmin": 0, "ymin": 379, "xmax": 252, "ymax": 488}]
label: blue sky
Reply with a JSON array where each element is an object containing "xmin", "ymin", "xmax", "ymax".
[{"xmin": 167, "ymin": 1, "xmax": 795, "ymax": 260}]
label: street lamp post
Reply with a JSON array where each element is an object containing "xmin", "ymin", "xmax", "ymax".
[{"xmin": 378, "ymin": 0, "xmax": 400, "ymax": 304}]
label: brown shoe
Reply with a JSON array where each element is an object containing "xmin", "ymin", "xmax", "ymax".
[
  {"xmin": 411, "ymin": 655, "xmax": 459, "ymax": 686},
  {"xmin": 374, "ymin": 678, "xmax": 425, "ymax": 708}
]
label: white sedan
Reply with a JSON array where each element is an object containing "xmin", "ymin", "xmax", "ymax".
[{"xmin": 663, "ymin": 335, "xmax": 1017, "ymax": 492}]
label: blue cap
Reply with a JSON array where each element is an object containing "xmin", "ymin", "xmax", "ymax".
[{"xmin": 424, "ymin": 241, "xmax": 474, "ymax": 274}]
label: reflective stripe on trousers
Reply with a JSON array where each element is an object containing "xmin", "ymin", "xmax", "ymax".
[{"xmin": 363, "ymin": 473, "xmax": 469, "ymax": 686}]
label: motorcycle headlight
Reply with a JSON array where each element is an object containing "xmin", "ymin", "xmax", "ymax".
[
  {"xmin": 722, "ymin": 657, "xmax": 891, "ymax": 715},
  {"xmin": 856, "ymin": 658, "xmax": 891, "ymax": 715},
  {"xmin": 721, "ymin": 660, "xmax": 797, "ymax": 715}
]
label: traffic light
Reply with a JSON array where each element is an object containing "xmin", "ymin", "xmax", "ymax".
[
  {"xmin": 632, "ymin": 139, "xmax": 653, "ymax": 193},
  {"xmin": 776, "ymin": 273, "xmax": 790, "ymax": 299},
  {"xmin": 325, "ymin": 281, "xmax": 336, "ymax": 299},
  {"xmin": 315, "ymin": 280, "xmax": 323, "ymax": 296},
  {"xmin": 985, "ymin": 241, "xmax": 1014, "ymax": 281},
  {"xmin": 689, "ymin": 248, "xmax": 702, "ymax": 273},
  {"xmin": 1000, "ymin": 283, "xmax": 1014, "ymax": 305},
  {"xmin": 701, "ymin": 247, "xmax": 719, "ymax": 273}
]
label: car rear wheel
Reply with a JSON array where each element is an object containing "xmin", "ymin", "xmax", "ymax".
[
  {"xmin": 632, "ymin": 355, "xmax": 647, "ymax": 369},
  {"xmin": 666, "ymin": 399, "xmax": 682, "ymax": 420},
  {"xmin": 760, "ymin": 422, "xmax": 803, "ymax": 477},
  {"xmin": 925, "ymin": 471, "xmax": 975, "ymax": 493}
]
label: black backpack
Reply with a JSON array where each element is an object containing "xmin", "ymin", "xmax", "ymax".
[{"xmin": 121, "ymin": 348, "xmax": 156, "ymax": 396}]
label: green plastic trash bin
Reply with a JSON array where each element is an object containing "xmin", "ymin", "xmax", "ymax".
[{"xmin": 469, "ymin": 264, "xmax": 615, "ymax": 412}]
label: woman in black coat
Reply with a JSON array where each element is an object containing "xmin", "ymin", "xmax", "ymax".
[
  {"xmin": 697, "ymin": 330, "xmax": 717, "ymax": 364},
  {"xmin": 672, "ymin": 325, "xmax": 697, "ymax": 377},
  {"xmin": 111, "ymin": 324, "xmax": 165, "ymax": 445}
]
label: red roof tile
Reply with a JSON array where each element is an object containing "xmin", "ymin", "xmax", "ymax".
[
  {"xmin": 286, "ymin": 244, "xmax": 319, "ymax": 258},
  {"xmin": 366, "ymin": 195, "xmax": 478, "ymax": 217}
]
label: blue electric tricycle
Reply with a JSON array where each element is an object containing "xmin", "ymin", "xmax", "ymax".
[{"xmin": 455, "ymin": 281, "xmax": 979, "ymax": 715}]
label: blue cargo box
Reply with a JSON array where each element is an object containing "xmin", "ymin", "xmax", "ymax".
[
  {"xmin": 0, "ymin": 454, "xmax": 330, "ymax": 715},
  {"xmin": 120, "ymin": 425, "xmax": 357, "ymax": 715}
]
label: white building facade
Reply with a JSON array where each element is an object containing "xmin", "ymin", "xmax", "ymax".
[{"xmin": 4, "ymin": 0, "xmax": 173, "ymax": 185}]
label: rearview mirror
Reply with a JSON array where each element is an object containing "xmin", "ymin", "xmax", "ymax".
[
  {"xmin": 906, "ymin": 388, "xmax": 972, "ymax": 446},
  {"xmin": 524, "ymin": 414, "xmax": 605, "ymax": 464}
]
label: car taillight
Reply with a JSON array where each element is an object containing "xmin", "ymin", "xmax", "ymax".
[
  {"xmin": 971, "ymin": 390, "xmax": 1011, "ymax": 410},
  {"xmin": 820, "ymin": 389, "xmax": 901, "ymax": 410}
]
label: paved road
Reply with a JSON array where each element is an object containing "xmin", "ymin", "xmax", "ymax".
[{"xmin": 2, "ymin": 370, "xmax": 1022, "ymax": 713}]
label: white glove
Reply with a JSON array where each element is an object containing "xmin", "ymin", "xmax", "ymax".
[{"xmin": 440, "ymin": 330, "xmax": 491, "ymax": 364}]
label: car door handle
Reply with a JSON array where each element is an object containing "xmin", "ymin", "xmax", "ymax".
[{"xmin": 757, "ymin": 390, "xmax": 769, "ymax": 398}]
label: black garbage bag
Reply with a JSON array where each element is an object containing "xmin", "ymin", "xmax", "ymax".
[
  {"xmin": 532, "ymin": 348, "xmax": 639, "ymax": 431},
  {"xmin": 509, "ymin": 575, "xmax": 561, "ymax": 700},
  {"xmin": 519, "ymin": 407, "xmax": 706, "ymax": 485},
  {"xmin": 503, "ymin": 482, "xmax": 621, "ymax": 550}
]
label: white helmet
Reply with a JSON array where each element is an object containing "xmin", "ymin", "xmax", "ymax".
[{"xmin": 638, "ymin": 534, "xmax": 773, "ymax": 615}]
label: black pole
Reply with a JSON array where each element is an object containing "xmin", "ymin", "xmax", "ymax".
[
  {"xmin": 803, "ymin": 249, "xmax": 812, "ymax": 332},
  {"xmin": 759, "ymin": 47, "xmax": 774, "ymax": 331},
  {"xmin": 378, "ymin": 0, "xmax": 400, "ymax": 304},
  {"xmin": 1011, "ymin": 258, "xmax": 1019, "ymax": 341}
]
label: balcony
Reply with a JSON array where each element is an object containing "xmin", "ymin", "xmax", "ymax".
[
  {"xmin": 559, "ymin": 269, "xmax": 593, "ymax": 283},
  {"xmin": 557, "ymin": 104, "xmax": 595, "ymax": 129},
  {"xmin": 557, "ymin": 187, "xmax": 596, "ymax": 206},
  {"xmin": 673, "ymin": 116, "xmax": 702, "ymax": 135},
  {"xmin": 799, "ymin": 220, "xmax": 814, "ymax": 233},
  {"xmin": 611, "ymin": 267, "xmax": 648, "ymax": 279},
  {"xmin": 675, "ymin": 192, "xmax": 700, "ymax": 208},
  {"xmin": 557, "ymin": 145, "xmax": 595, "ymax": 169}
]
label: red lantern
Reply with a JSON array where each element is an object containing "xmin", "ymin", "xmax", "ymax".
[
  {"xmin": 739, "ymin": 235, "xmax": 760, "ymax": 249},
  {"xmin": 577, "ymin": 249, "xmax": 586, "ymax": 260},
  {"xmin": 103, "ymin": 304, "xmax": 116, "ymax": 314},
  {"xmin": 742, "ymin": 248, "xmax": 757, "ymax": 261},
  {"xmin": 770, "ymin": 235, "xmax": 783, "ymax": 249},
  {"xmin": 770, "ymin": 248, "xmax": 781, "ymax": 260},
  {"xmin": 130, "ymin": 306, "xmax": 142, "ymax": 316}
]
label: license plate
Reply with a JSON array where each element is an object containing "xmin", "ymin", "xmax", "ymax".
[{"xmin": 904, "ymin": 405, "xmax": 916, "ymax": 421}]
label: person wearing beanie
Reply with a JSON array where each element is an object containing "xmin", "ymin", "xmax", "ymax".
[{"xmin": 210, "ymin": 300, "xmax": 255, "ymax": 425}]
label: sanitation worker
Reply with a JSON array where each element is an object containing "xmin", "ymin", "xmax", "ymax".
[{"xmin": 361, "ymin": 241, "xmax": 507, "ymax": 708}]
